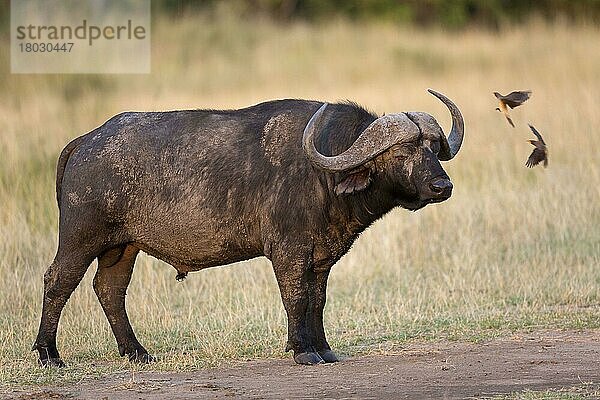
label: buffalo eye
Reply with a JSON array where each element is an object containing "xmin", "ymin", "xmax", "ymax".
[{"xmin": 430, "ymin": 141, "xmax": 441, "ymax": 155}]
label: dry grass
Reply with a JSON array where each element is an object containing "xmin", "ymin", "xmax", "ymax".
[{"xmin": 0, "ymin": 14, "xmax": 599, "ymax": 389}]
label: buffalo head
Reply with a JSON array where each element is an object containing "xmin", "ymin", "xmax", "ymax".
[{"xmin": 302, "ymin": 89, "xmax": 464, "ymax": 211}]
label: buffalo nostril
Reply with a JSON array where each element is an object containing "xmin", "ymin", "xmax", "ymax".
[{"xmin": 429, "ymin": 178, "xmax": 453, "ymax": 194}]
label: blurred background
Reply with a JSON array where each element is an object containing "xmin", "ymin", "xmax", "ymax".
[
  {"xmin": 0, "ymin": 0, "xmax": 599, "ymax": 386},
  {"xmin": 154, "ymin": 0, "xmax": 600, "ymax": 28},
  {"xmin": 4, "ymin": 0, "xmax": 600, "ymax": 29}
]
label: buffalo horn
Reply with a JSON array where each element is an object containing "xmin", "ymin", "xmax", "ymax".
[
  {"xmin": 427, "ymin": 89, "xmax": 464, "ymax": 161},
  {"xmin": 302, "ymin": 105, "xmax": 418, "ymax": 172}
]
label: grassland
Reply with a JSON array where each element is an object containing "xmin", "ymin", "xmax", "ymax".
[{"xmin": 0, "ymin": 13, "xmax": 599, "ymax": 389}]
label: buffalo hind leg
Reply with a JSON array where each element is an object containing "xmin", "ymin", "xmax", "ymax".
[
  {"xmin": 272, "ymin": 252, "xmax": 324, "ymax": 365},
  {"xmin": 93, "ymin": 245, "xmax": 152, "ymax": 363},
  {"xmin": 33, "ymin": 251, "xmax": 95, "ymax": 367},
  {"xmin": 308, "ymin": 268, "xmax": 338, "ymax": 363}
]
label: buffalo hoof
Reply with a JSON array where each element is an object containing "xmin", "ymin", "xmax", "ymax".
[
  {"xmin": 39, "ymin": 357, "xmax": 65, "ymax": 368},
  {"xmin": 294, "ymin": 352, "xmax": 324, "ymax": 365},
  {"xmin": 318, "ymin": 350, "xmax": 339, "ymax": 363},
  {"xmin": 128, "ymin": 352, "xmax": 155, "ymax": 364}
]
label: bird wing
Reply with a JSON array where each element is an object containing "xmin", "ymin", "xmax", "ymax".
[
  {"xmin": 504, "ymin": 90, "xmax": 532, "ymax": 108},
  {"xmin": 528, "ymin": 124, "xmax": 545, "ymax": 144},
  {"xmin": 526, "ymin": 148, "xmax": 546, "ymax": 168}
]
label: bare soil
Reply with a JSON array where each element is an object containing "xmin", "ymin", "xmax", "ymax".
[{"xmin": 8, "ymin": 330, "xmax": 600, "ymax": 400}]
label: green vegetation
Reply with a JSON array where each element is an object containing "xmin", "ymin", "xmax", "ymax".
[
  {"xmin": 2, "ymin": 0, "xmax": 600, "ymax": 31},
  {"xmin": 154, "ymin": 0, "xmax": 600, "ymax": 28},
  {"xmin": 1, "ymin": 10, "xmax": 599, "ymax": 391}
]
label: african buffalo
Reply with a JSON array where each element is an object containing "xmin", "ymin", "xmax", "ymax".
[{"xmin": 33, "ymin": 89, "xmax": 464, "ymax": 366}]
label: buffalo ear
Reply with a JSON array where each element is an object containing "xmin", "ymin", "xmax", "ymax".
[{"xmin": 334, "ymin": 168, "xmax": 372, "ymax": 195}]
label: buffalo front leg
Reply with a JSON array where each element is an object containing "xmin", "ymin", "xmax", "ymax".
[
  {"xmin": 309, "ymin": 268, "xmax": 338, "ymax": 363},
  {"xmin": 272, "ymin": 253, "xmax": 324, "ymax": 365},
  {"xmin": 93, "ymin": 245, "xmax": 152, "ymax": 363}
]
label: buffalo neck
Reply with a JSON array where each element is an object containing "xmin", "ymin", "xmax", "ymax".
[{"xmin": 334, "ymin": 180, "xmax": 398, "ymax": 236}]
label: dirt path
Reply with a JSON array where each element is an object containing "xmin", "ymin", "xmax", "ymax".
[{"xmin": 10, "ymin": 330, "xmax": 600, "ymax": 400}]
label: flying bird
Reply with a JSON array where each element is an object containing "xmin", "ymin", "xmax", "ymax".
[
  {"xmin": 494, "ymin": 90, "xmax": 532, "ymax": 128},
  {"xmin": 526, "ymin": 124, "xmax": 548, "ymax": 168}
]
